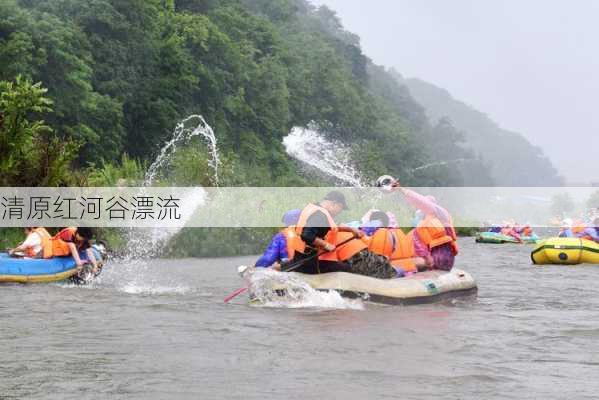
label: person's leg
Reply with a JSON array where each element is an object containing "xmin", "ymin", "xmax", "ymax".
[
  {"xmin": 347, "ymin": 250, "xmax": 398, "ymax": 279},
  {"xmin": 316, "ymin": 260, "xmax": 350, "ymax": 274}
]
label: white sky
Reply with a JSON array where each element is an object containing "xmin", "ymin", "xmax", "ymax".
[{"xmin": 310, "ymin": 0, "xmax": 599, "ymax": 183}]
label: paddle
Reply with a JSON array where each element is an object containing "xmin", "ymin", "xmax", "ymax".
[{"xmin": 223, "ymin": 235, "xmax": 357, "ymax": 303}]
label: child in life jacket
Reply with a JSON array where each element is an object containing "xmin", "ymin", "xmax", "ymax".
[{"xmin": 8, "ymin": 227, "xmax": 51, "ymax": 258}]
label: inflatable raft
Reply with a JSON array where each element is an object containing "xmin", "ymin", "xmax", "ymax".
[
  {"xmin": 531, "ymin": 237, "xmax": 599, "ymax": 265},
  {"xmin": 476, "ymin": 231, "xmax": 539, "ymax": 244},
  {"xmin": 0, "ymin": 245, "xmax": 105, "ymax": 284},
  {"xmin": 249, "ymin": 268, "xmax": 477, "ymax": 306}
]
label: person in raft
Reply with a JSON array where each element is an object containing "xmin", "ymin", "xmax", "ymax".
[
  {"xmin": 500, "ymin": 221, "xmax": 523, "ymax": 243},
  {"xmin": 254, "ymin": 209, "xmax": 301, "ymax": 269},
  {"xmin": 377, "ymin": 176, "xmax": 459, "ymax": 271},
  {"xmin": 359, "ymin": 210, "xmax": 430, "ymax": 276},
  {"xmin": 8, "ymin": 227, "xmax": 51, "ymax": 258},
  {"xmin": 51, "ymin": 227, "xmax": 100, "ymax": 274},
  {"xmin": 558, "ymin": 218, "xmax": 599, "ymax": 243},
  {"xmin": 288, "ymin": 191, "xmax": 402, "ymax": 279}
]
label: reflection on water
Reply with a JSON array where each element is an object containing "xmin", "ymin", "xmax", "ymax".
[{"xmin": 1, "ymin": 239, "xmax": 599, "ymax": 399}]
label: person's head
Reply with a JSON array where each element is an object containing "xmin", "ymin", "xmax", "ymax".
[
  {"xmin": 368, "ymin": 211, "xmax": 390, "ymax": 227},
  {"xmin": 282, "ymin": 209, "xmax": 301, "ymax": 227},
  {"xmin": 23, "ymin": 227, "xmax": 36, "ymax": 234},
  {"xmin": 320, "ymin": 191, "xmax": 348, "ymax": 217},
  {"xmin": 75, "ymin": 227, "xmax": 93, "ymax": 243},
  {"xmin": 431, "ymin": 244, "xmax": 455, "ymax": 271}
]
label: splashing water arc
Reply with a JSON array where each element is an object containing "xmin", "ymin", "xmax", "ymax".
[
  {"xmin": 108, "ymin": 115, "xmax": 219, "ymax": 277},
  {"xmin": 283, "ymin": 125, "xmax": 364, "ymax": 187},
  {"xmin": 138, "ymin": 114, "xmax": 219, "ymax": 254},
  {"xmin": 144, "ymin": 115, "xmax": 220, "ymax": 187}
]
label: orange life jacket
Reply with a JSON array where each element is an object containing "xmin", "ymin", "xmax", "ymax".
[
  {"xmin": 282, "ymin": 226, "xmax": 299, "ymax": 260},
  {"xmin": 367, "ymin": 229, "xmax": 394, "ymax": 258},
  {"xmin": 521, "ymin": 227, "xmax": 532, "ymax": 237},
  {"xmin": 389, "ymin": 229, "xmax": 418, "ymax": 273},
  {"xmin": 334, "ymin": 231, "xmax": 368, "ymax": 261},
  {"xmin": 48, "ymin": 227, "xmax": 78, "ymax": 258},
  {"xmin": 415, "ymin": 215, "xmax": 459, "ymax": 256},
  {"xmin": 25, "ymin": 227, "xmax": 52, "ymax": 258},
  {"xmin": 571, "ymin": 224, "xmax": 594, "ymax": 240},
  {"xmin": 365, "ymin": 228, "xmax": 418, "ymax": 273},
  {"xmin": 290, "ymin": 204, "xmax": 338, "ymax": 261},
  {"xmin": 572, "ymin": 221, "xmax": 587, "ymax": 235}
]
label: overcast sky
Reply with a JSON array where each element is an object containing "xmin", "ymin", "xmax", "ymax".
[{"xmin": 310, "ymin": 0, "xmax": 599, "ymax": 183}]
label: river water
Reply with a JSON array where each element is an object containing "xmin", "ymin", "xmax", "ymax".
[{"xmin": 1, "ymin": 238, "xmax": 598, "ymax": 399}]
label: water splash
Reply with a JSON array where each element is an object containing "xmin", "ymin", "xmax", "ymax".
[
  {"xmin": 145, "ymin": 115, "xmax": 220, "ymax": 186},
  {"xmin": 104, "ymin": 116, "xmax": 218, "ymax": 286},
  {"xmin": 283, "ymin": 124, "xmax": 364, "ymax": 187},
  {"xmin": 118, "ymin": 282, "xmax": 191, "ymax": 296},
  {"xmin": 411, "ymin": 158, "xmax": 471, "ymax": 172},
  {"xmin": 247, "ymin": 269, "xmax": 364, "ymax": 310}
]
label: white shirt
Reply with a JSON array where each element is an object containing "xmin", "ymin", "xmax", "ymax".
[{"xmin": 21, "ymin": 232, "xmax": 43, "ymax": 255}]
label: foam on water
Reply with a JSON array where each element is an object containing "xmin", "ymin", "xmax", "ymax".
[
  {"xmin": 283, "ymin": 124, "xmax": 365, "ymax": 187},
  {"xmin": 247, "ymin": 268, "xmax": 364, "ymax": 310},
  {"xmin": 118, "ymin": 282, "xmax": 190, "ymax": 296}
]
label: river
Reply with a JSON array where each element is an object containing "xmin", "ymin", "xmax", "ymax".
[{"xmin": 1, "ymin": 238, "xmax": 598, "ymax": 399}]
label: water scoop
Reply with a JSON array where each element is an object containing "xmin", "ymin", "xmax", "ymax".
[{"xmin": 375, "ymin": 175, "xmax": 397, "ymax": 192}]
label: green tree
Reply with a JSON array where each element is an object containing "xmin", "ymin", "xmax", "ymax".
[{"xmin": 0, "ymin": 75, "xmax": 78, "ymax": 186}]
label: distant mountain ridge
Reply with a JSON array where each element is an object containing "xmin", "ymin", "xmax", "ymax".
[{"xmin": 396, "ymin": 74, "xmax": 562, "ymax": 186}]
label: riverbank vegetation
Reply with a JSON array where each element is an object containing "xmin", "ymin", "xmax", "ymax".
[{"xmin": 0, "ymin": 0, "xmax": 561, "ymax": 254}]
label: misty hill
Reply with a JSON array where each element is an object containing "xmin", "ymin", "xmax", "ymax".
[
  {"xmin": 3, "ymin": 0, "xmax": 541, "ymax": 188},
  {"xmin": 399, "ymin": 75, "xmax": 562, "ymax": 186}
]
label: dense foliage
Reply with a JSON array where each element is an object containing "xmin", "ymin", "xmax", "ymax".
[
  {"xmin": 0, "ymin": 76, "xmax": 79, "ymax": 185},
  {"xmin": 0, "ymin": 0, "xmax": 564, "ymax": 254},
  {"xmin": 1, "ymin": 0, "xmax": 508, "ymax": 188}
]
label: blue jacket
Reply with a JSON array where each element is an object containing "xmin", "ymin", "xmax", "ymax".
[{"xmin": 255, "ymin": 232, "xmax": 289, "ymax": 268}]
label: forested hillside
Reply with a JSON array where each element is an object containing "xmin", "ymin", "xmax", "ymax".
[
  {"xmin": 401, "ymin": 75, "xmax": 562, "ymax": 186},
  {"xmin": 1, "ymin": 0, "xmax": 504, "ymax": 188}
]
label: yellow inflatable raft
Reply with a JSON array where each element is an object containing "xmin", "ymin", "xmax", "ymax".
[{"xmin": 531, "ymin": 237, "xmax": 599, "ymax": 265}]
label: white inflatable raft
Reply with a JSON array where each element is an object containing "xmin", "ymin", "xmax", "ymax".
[{"xmin": 249, "ymin": 268, "xmax": 477, "ymax": 306}]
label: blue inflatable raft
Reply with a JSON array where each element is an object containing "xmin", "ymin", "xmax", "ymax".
[{"xmin": 0, "ymin": 245, "xmax": 105, "ymax": 284}]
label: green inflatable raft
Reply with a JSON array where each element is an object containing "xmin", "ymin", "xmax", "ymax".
[{"xmin": 476, "ymin": 231, "xmax": 540, "ymax": 244}]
